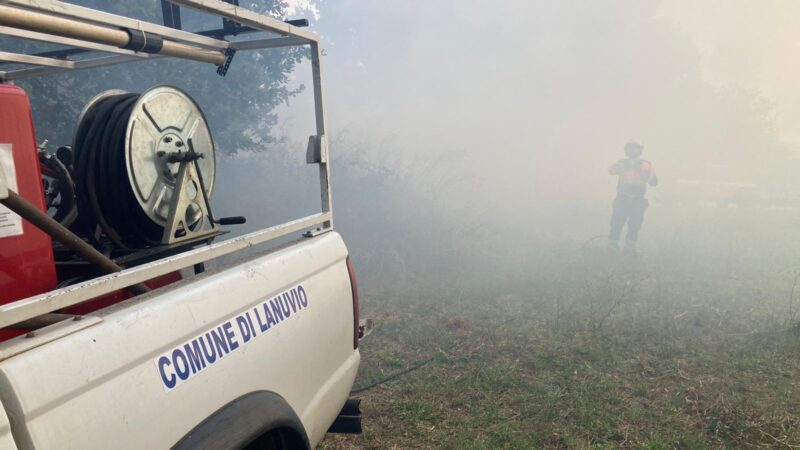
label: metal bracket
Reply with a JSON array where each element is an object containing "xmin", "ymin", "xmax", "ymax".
[
  {"xmin": 305, "ymin": 134, "xmax": 327, "ymax": 164},
  {"xmin": 161, "ymin": 0, "xmax": 182, "ymax": 29},
  {"xmin": 161, "ymin": 158, "xmax": 219, "ymax": 245},
  {"xmin": 216, "ymin": 47, "xmax": 236, "ymax": 76},
  {"xmin": 358, "ymin": 318, "xmax": 374, "ymax": 339},
  {"xmin": 221, "ymin": 0, "xmax": 241, "ymax": 35},
  {"xmin": 302, "ymin": 227, "xmax": 331, "ymax": 238}
]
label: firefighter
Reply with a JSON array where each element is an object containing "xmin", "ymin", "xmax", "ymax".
[{"xmin": 608, "ymin": 140, "xmax": 658, "ymax": 254}]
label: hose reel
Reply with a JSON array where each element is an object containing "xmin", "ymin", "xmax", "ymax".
[{"xmin": 72, "ymin": 85, "xmax": 218, "ymax": 249}]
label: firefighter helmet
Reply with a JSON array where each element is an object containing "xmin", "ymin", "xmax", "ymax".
[{"xmin": 624, "ymin": 140, "xmax": 644, "ymax": 157}]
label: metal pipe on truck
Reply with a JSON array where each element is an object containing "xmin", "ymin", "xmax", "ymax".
[
  {"xmin": 0, "ymin": 4, "xmax": 226, "ymax": 65},
  {"xmin": 0, "ymin": 189, "xmax": 150, "ymax": 295}
]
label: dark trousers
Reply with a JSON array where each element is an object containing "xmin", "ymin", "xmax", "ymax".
[{"xmin": 609, "ymin": 195, "xmax": 649, "ymax": 241}]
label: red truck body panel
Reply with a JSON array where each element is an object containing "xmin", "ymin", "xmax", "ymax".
[{"xmin": 0, "ymin": 84, "xmax": 57, "ymax": 306}]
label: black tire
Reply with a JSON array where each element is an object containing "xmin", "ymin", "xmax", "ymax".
[{"xmin": 243, "ymin": 428, "xmax": 307, "ymax": 450}]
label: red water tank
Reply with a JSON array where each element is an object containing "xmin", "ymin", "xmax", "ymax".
[{"xmin": 0, "ymin": 84, "xmax": 57, "ymax": 304}]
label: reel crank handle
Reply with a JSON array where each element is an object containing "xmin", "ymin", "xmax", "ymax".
[{"xmin": 215, "ymin": 216, "xmax": 246, "ymax": 226}]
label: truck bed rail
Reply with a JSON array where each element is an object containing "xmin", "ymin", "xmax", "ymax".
[{"xmin": 0, "ymin": 212, "xmax": 331, "ymax": 329}]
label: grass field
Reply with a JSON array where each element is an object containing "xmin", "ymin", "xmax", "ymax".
[{"xmin": 321, "ymin": 207, "xmax": 800, "ymax": 449}]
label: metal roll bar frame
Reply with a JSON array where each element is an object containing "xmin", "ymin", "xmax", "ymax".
[{"xmin": 0, "ymin": 0, "xmax": 333, "ymax": 328}]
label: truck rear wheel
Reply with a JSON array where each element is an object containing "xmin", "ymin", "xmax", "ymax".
[
  {"xmin": 172, "ymin": 392, "xmax": 310, "ymax": 450},
  {"xmin": 244, "ymin": 427, "xmax": 307, "ymax": 450}
]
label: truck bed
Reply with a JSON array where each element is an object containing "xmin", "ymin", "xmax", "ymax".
[{"xmin": 0, "ymin": 231, "xmax": 358, "ymax": 449}]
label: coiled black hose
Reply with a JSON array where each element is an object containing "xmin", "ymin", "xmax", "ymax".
[{"xmin": 72, "ymin": 93, "xmax": 163, "ymax": 249}]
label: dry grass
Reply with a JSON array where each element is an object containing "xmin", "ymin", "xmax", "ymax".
[{"xmin": 321, "ymin": 208, "xmax": 800, "ymax": 449}]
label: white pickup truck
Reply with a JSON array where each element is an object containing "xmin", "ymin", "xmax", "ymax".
[{"xmin": 0, "ymin": 1, "xmax": 361, "ymax": 449}]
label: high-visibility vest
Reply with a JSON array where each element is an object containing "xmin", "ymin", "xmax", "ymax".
[{"xmin": 612, "ymin": 159, "xmax": 656, "ymax": 196}]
